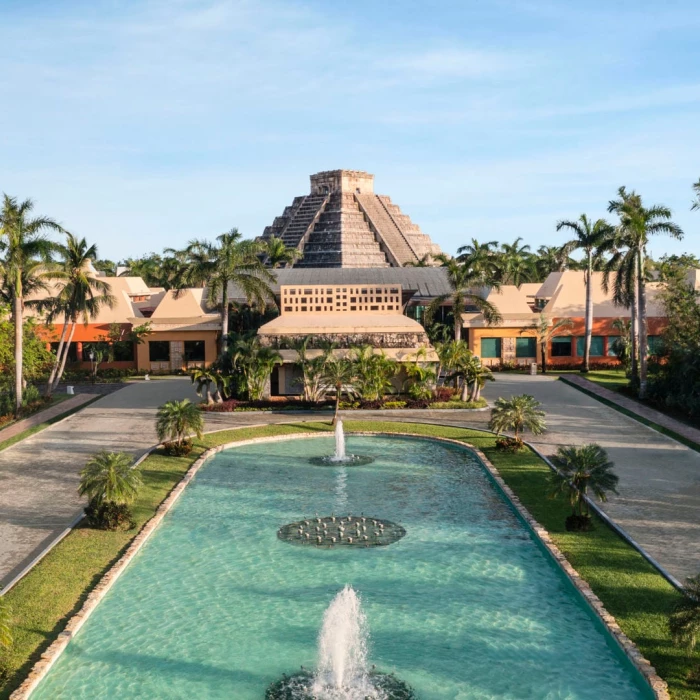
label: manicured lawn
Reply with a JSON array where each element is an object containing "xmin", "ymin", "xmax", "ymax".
[
  {"xmin": 0, "ymin": 421, "xmax": 697, "ymax": 698},
  {"xmin": 554, "ymin": 368, "xmax": 630, "ymax": 391}
]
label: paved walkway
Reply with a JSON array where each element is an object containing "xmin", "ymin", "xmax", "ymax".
[
  {"xmin": 562, "ymin": 374, "xmax": 700, "ymax": 445},
  {"xmin": 0, "ymin": 394, "xmax": 95, "ymax": 446},
  {"xmin": 0, "ymin": 379, "xmax": 199, "ymax": 588}
]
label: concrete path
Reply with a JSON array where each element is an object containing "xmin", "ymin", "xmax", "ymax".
[
  {"xmin": 0, "ymin": 394, "xmax": 95, "ymax": 446},
  {"xmin": 203, "ymin": 375, "xmax": 700, "ymax": 582},
  {"xmin": 0, "ymin": 379, "xmax": 199, "ymax": 588},
  {"xmin": 562, "ymin": 374, "xmax": 700, "ymax": 445}
]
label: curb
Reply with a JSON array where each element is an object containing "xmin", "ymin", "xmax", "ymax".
[{"xmin": 10, "ymin": 429, "xmax": 668, "ymax": 700}]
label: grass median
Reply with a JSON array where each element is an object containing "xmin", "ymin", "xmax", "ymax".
[{"xmin": 0, "ymin": 420, "xmax": 697, "ymax": 698}]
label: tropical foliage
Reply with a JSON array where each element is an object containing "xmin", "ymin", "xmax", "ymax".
[
  {"xmin": 548, "ymin": 444, "xmax": 619, "ymax": 531},
  {"xmin": 320, "ymin": 356, "xmax": 359, "ymax": 425},
  {"xmin": 230, "ymin": 334, "xmax": 282, "ymax": 400},
  {"xmin": 489, "ymin": 394, "xmax": 546, "ymax": 444},
  {"xmin": 351, "ymin": 345, "xmax": 398, "ymax": 401},
  {"xmin": 520, "ymin": 314, "xmax": 573, "ymax": 374},
  {"xmin": 156, "ymin": 399, "xmax": 204, "ymax": 452},
  {"xmin": 78, "ymin": 451, "xmax": 142, "ymax": 529},
  {"xmin": 669, "ymin": 574, "xmax": 700, "ymax": 667}
]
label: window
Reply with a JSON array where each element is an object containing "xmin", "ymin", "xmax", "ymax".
[
  {"xmin": 149, "ymin": 341, "xmax": 170, "ymax": 362},
  {"xmin": 576, "ymin": 336, "xmax": 604, "ymax": 357},
  {"xmin": 607, "ymin": 336, "xmax": 620, "ymax": 357},
  {"xmin": 516, "ymin": 337, "xmax": 536, "ymax": 358},
  {"xmin": 551, "ymin": 336, "xmax": 572, "ymax": 357},
  {"xmin": 51, "ymin": 342, "xmax": 77, "ymax": 362},
  {"xmin": 184, "ymin": 340, "xmax": 205, "ymax": 362},
  {"xmin": 481, "ymin": 337, "xmax": 501, "ymax": 359},
  {"xmin": 648, "ymin": 335, "xmax": 664, "ymax": 355}
]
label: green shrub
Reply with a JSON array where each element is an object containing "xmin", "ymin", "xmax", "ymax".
[
  {"xmin": 84, "ymin": 501, "xmax": 135, "ymax": 530},
  {"xmin": 383, "ymin": 401, "xmax": 407, "ymax": 409}
]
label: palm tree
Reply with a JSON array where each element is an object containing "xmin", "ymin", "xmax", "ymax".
[
  {"xmin": 403, "ymin": 361, "xmax": 437, "ymax": 401},
  {"xmin": 190, "ymin": 367, "xmax": 218, "ymax": 404},
  {"xmin": 78, "ymin": 451, "xmax": 142, "ymax": 507},
  {"xmin": 179, "ymin": 230, "xmax": 275, "ymax": 355},
  {"xmin": 610, "ymin": 318, "xmax": 632, "ymax": 373},
  {"xmin": 549, "ymin": 444, "xmax": 619, "ymax": 530},
  {"xmin": 264, "ymin": 235, "xmax": 300, "ymax": 268},
  {"xmin": 489, "ymin": 394, "xmax": 546, "ymax": 441},
  {"xmin": 692, "ymin": 179, "xmax": 700, "ymax": 211},
  {"xmin": 156, "ymin": 399, "xmax": 204, "ymax": 449},
  {"xmin": 320, "ymin": 356, "xmax": 359, "ymax": 426},
  {"xmin": 557, "ymin": 215, "xmax": 615, "ymax": 372},
  {"xmin": 669, "ymin": 574, "xmax": 700, "ymax": 664},
  {"xmin": 403, "ymin": 253, "xmax": 434, "ymax": 267},
  {"xmin": 291, "ymin": 335, "xmax": 334, "ymax": 402},
  {"xmin": 496, "ymin": 237, "xmax": 536, "ymax": 286},
  {"xmin": 435, "ymin": 339, "xmax": 470, "ymax": 389},
  {"xmin": 456, "ymin": 352, "xmax": 494, "ymax": 401},
  {"xmin": 520, "ymin": 314, "xmax": 573, "ymax": 374},
  {"xmin": 352, "ymin": 345, "xmax": 397, "ymax": 401},
  {"xmin": 456, "ymin": 238, "xmax": 500, "ymax": 281},
  {"xmin": 534, "ymin": 245, "xmax": 572, "ymax": 280},
  {"xmin": 426, "ymin": 255, "xmax": 501, "ymax": 342},
  {"xmin": 608, "ymin": 187, "xmax": 683, "ymax": 398},
  {"xmin": 41, "ymin": 233, "xmax": 115, "ymax": 396},
  {"xmin": 0, "ymin": 596, "xmax": 12, "ymax": 650},
  {"xmin": 230, "ymin": 334, "xmax": 282, "ymax": 400},
  {"xmin": 0, "ymin": 195, "xmax": 62, "ymax": 412}
]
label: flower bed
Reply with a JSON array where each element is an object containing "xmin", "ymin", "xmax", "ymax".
[{"xmin": 200, "ymin": 397, "xmax": 487, "ymax": 412}]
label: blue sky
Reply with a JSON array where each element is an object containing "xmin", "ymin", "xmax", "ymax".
[{"xmin": 1, "ymin": 0, "xmax": 699, "ymax": 261}]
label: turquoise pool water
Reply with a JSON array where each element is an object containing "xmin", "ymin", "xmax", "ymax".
[{"xmin": 33, "ymin": 436, "xmax": 652, "ymax": 699}]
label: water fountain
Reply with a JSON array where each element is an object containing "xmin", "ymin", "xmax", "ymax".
[
  {"xmin": 277, "ymin": 516, "xmax": 405, "ymax": 548},
  {"xmin": 309, "ymin": 420, "xmax": 374, "ymax": 466},
  {"xmin": 266, "ymin": 586, "xmax": 414, "ymax": 700}
]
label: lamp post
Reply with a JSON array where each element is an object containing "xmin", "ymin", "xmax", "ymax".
[{"xmin": 89, "ymin": 349, "xmax": 95, "ymax": 381}]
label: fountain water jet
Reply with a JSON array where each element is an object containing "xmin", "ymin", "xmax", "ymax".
[
  {"xmin": 266, "ymin": 586, "xmax": 415, "ymax": 699},
  {"xmin": 309, "ymin": 420, "xmax": 374, "ymax": 466}
]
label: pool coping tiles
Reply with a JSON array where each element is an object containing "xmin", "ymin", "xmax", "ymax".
[{"xmin": 10, "ymin": 431, "xmax": 669, "ymax": 700}]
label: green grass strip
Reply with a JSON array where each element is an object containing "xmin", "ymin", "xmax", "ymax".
[
  {"xmin": 558, "ymin": 376, "xmax": 700, "ymax": 455},
  {"xmin": 0, "ymin": 421, "xmax": 697, "ymax": 698},
  {"xmin": 0, "ymin": 395, "xmax": 104, "ymax": 453}
]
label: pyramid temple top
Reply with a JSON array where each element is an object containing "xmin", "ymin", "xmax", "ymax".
[{"xmin": 310, "ymin": 170, "xmax": 374, "ymax": 195}]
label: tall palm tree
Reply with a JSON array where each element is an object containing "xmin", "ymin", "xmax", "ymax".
[
  {"xmin": 41, "ymin": 233, "xmax": 115, "ymax": 396},
  {"xmin": 264, "ymin": 235, "xmax": 300, "ymax": 268},
  {"xmin": 534, "ymin": 244, "xmax": 572, "ymax": 281},
  {"xmin": 489, "ymin": 394, "xmax": 546, "ymax": 441},
  {"xmin": 78, "ymin": 451, "xmax": 142, "ymax": 507},
  {"xmin": 692, "ymin": 179, "xmax": 700, "ymax": 211},
  {"xmin": 403, "ymin": 253, "xmax": 434, "ymax": 267},
  {"xmin": 548, "ymin": 444, "xmax": 619, "ymax": 530},
  {"xmin": 425, "ymin": 255, "xmax": 501, "ymax": 342},
  {"xmin": 608, "ymin": 187, "xmax": 683, "ymax": 398},
  {"xmin": 156, "ymin": 399, "xmax": 204, "ymax": 449},
  {"xmin": 180, "ymin": 229, "xmax": 275, "ymax": 354},
  {"xmin": 520, "ymin": 314, "xmax": 574, "ymax": 374},
  {"xmin": 0, "ymin": 195, "xmax": 61, "ymax": 412},
  {"xmin": 456, "ymin": 238, "xmax": 500, "ymax": 281},
  {"xmin": 320, "ymin": 356, "xmax": 359, "ymax": 426},
  {"xmin": 557, "ymin": 215, "xmax": 615, "ymax": 372},
  {"xmin": 496, "ymin": 237, "xmax": 536, "ymax": 286},
  {"xmin": 669, "ymin": 574, "xmax": 700, "ymax": 661}
]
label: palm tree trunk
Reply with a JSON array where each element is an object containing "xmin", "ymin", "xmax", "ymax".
[
  {"xmin": 461, "ymin": 381, "xmax": 469, "ymax": 402},
  {"xmin": 630, "ymin": 271, "xmax": 639, "ymax": 383},
  {"xmin": 52, "ymin": 321, "xmax": 77, "ymax": 393},
  {"xmin": 14, "ymin": 295, "xmax": 23, "ymax": 414},
  {"xmin": 220, "ymin": 285, "xmax": 229, "ymax": 355},
  {"xmin": 540, "ymin": 342, "xmax": 547, "ymax": 375},
  {"xmin": 637, "ymin": 249, "xmax": 648, "ymax": 399},
  {"xmin": 46, "ymin": 317, "xmax": 70, "ymax": 397},
  {"xmin": 454, "ymin": 309, "xmax": 462, "ymax": 342},
  {"xmin": 583, "ymin": 253, "xmax": 593, "ymax": 372},
  {"xmin": 206, "ymin": 381, "xmax": 213, "ymax": 405}
]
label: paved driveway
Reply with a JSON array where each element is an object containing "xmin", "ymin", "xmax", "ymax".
[{"xmin": 0, "ymin": 379, "xmax": 199, "ymax": 587}]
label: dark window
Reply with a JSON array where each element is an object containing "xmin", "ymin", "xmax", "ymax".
[
  {"xmin": 516, "ymin": 337, "xmax": 536, "ymax": 358},
  {"xmin": 576, "ymin": 336, "xmax": 604, "ymax": 357},
  {"xmin": 481, "ymin": 337, "xmax": 501, "ymax": 358},
  {"xmin": 184, "ymin": 340, "xmax": 205, "ymax": 362},
  {"xmin": 149, "ymin": 341, "xmax": 170, "ymax": 362},
  {"xmin": 607, "ymin": 336, "xmax": 620, "ymax": 357},
  {"xmin": 648, "ymin": 335, "xmax": 663, "ymax": 355},
  {"xmin": 51, "ymin": 342, "xmax": 77, "ymax": 362},
  {"xmin": 114, "ymin": 342, "xmax": 134, "ymax": 361},
  {"xmin": 551, "ymin": 336, "xmax": 572, "ymax": 357}
]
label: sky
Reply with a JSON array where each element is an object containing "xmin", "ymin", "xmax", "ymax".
[{"xmin": 1, "ymin": 0, "xmax": 700, "ymax": 262}]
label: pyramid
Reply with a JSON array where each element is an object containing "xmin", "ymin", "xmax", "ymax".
[{"xmin": 260, "ymin": 170, "xmax": 441, "ymax": 268}]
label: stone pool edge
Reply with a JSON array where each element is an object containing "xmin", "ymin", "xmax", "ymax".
[{"xmin": 11, "ymin": 431, "xmax": 669, "ymax": 700}]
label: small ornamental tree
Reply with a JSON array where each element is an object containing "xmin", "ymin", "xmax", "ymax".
[
  {"xmin": 78, "ymin": 451, "xmax": 142, "ymax": 530},
  {"xmin": 321, "ymin": 356, "xmax": 359, "ymax": 426},
  {"xmin": 156, "ymin": 399, "xmax": 204, "ymax": 455},
  {"xmin": 548, "ymin": 444, "xmax": 619, "ymax": 531},
  {"xmin": 488, "ymin": 394, "xmax": 546, "ymax": 450}
]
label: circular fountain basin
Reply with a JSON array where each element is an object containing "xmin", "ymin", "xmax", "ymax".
[
  {"xmin": 277, "ymin": 516, "xmax": 406, "ymax": 548},
  {"xmin": 309, "ymin": 454, "xmax": 374, "ymax": 466},
  {"xmin": 265, "ymin": 670, "xmax": 416, "ymax": 700}
]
